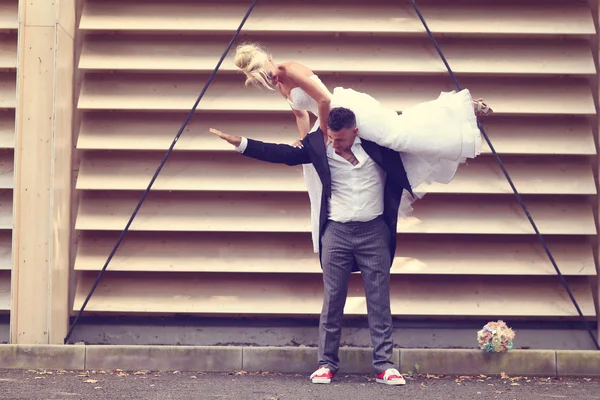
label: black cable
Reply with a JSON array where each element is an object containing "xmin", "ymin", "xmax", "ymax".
[
  {"xmin": 410, "ymin": 0, "xmax": 599, "ymax": 350},
  {"xmin": 63, "ymin": 0, "xmax": 260, "ymax": 344}
]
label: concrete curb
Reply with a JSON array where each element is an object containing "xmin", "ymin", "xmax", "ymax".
[
  {"xmin": 0, "ymin": 345, "xmax": 85, "ymax": 370},
  {"xmin": 1, "ymin": 345, "xmax": 599, "ymax": 376}
]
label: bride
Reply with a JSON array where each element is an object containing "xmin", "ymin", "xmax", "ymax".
[{"xmin": 232, "ymin": 42, "xmax": 492, "ymax": 253}]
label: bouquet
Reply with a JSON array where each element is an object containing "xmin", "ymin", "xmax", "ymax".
[{"xmin": 477, "ymin": 320, "xmax": 515, "ymax": 353}]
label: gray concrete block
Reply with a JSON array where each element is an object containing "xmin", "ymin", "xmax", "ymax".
[
  {"xmin": 400, "ymin": 349, "xmax": 557, "ymax": 377},
  {"xmin": 242, "ymin": 346, "xmax": 317, "ymax": 373},
  {"xmin": 242, "ymin": 346, "xmax": 400, "ymax": 374},
  {"xmin": 556, "ymin": 350, "xmax": 600, "ymax": 377},
  {"xmin": 0, "ymin": 344, "xmax": 85, "ymax": 370},
  {"xmin": 339, "ymin": 347, "xmax": 400, "ymax": 374},
  {"xmin": 85, "ymin": 345, "xmax": 242, "ymax": 372}
]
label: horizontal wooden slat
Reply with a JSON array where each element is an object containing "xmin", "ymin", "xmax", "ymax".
[
  {"xmin": 0, "ymin": 231, "xmax": 11, "ymax": 270},
  {"xmin": 75, "ymin": 192, "xmax": 596, "ymax": 235},
  {"xmin": 0, "ymin": 1, "xmax": 17, "ymax": 31},
  {"xmin": 478, "ymin": 117, "xmax": 595, "ymax": 155},
  {"xmin": 0, "ymin": 270, "xmax": 9, "ymax": 311},
  {"xmin": 79, "ymin": 0, "xmax": 595, "ymax": 36},
  {"xmin": 74, "ymin": 231, "xmax": 596, "ymax": 276},
  {"xmin": 0, "ymin": 110, "xmax": 13, "ymax": 148},
  {"xmin": 0, "ymin": 148, "xmax": 13, "ymax": 189},
  {"xmin": 0, "ymin": 71, "xmax": 15, "ymax": 108},
  {"xmin": 76, "ymin": 151, "xmax": 596, "ymax": 195},
  {"xmin": 0, "ymin": 190, "xmax": 12, "ymax": 229},
  {"xmin": 77, "ymin": 73, "xmax": 596, "ymax": 115},
  {"xmin": 77, "ymin": 113, "xmax": 595, "ymax": 156},
  {"xmin": 0, "ymin": 33, "xmax": 17, "ymax": 69},
  {"xmin": 79, "ymin": 34, "xmax": 595, "ymax": 76},
  {"xmin": 73, "ymin": 272, "xmax": 596, "ymax": 317}
]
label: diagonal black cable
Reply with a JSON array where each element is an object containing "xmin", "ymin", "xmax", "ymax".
[
  {"xmin": 410, "ymin": 0, "xmax": 599, "ymax": 350},
  {"xmin": 63, "ymin": 0, "xmax": 260, "ymax": 344}
]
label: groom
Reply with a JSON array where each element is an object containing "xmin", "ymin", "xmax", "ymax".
[{"xmin": 210, "ymin": 107, "xmax": 412, "ymax": 386}]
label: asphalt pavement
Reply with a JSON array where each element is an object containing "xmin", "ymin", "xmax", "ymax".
[{"xmin": 1, "ymin": 369, "xmax": 598, "ymax": 399}]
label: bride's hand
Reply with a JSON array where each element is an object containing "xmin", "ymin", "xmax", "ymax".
[{"xmin": 291, "ymin": 139, "xmax": 304, "ymax": 148}]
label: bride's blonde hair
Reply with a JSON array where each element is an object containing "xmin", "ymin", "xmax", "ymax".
[{"xmin": 233, "ymin": 42, "xmax": 275, "ymax": 91}]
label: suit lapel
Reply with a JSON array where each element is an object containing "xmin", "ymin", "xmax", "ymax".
[
  {"xmin": 361, "ymin": 139, "xmax": 384, "ymax": 168},
  {"xmin": 308, "ymin": 130, "xmax": 329, "ymax": 169},
  {"xmin": 307, "ymin": 129, "xmax": 331, "ymax": 189}
]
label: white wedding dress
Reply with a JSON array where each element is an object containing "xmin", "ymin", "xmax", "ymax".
[{"xmin": 288, "ymin": 75, "xmax": 483, "ymax": 253}]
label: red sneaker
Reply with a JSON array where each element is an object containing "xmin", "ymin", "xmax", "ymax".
[
  {"xmin": 310, "ymin": 366, "xmax": 333, "ymax": 384},
  {"xmin": 376, "ymin": 368, "xmax": 406, "ymax": 385}
]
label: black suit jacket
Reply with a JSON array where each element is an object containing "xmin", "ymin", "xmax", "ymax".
[{"xmin": 241, "ymin": 128, "xmax": 413, "ymax": 270}]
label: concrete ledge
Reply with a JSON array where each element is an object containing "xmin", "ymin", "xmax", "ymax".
[
  {"xmin": 400, "ymin": 349, "xmax": 557, "ymax": 377},
  {"xmin": 85, "ymin": 345, "xmax": 241, "ymax": 372},
  {"xmin": 0, "ymin": 345, "xmax": 85, "ymax": 370},
  {"xmin": 242, "ymin": 346, "xmax": 400, "ymax": 374},
  {"xmin": 2, "ymin": 345, "xmax": 600, "ymax": 377},
  {"xmin": 556, "ymin": 350, "xmax": 600, "ymax": 377},
  {"xmin": 243, "ymin": 346, "xmax": 316, "ymax": 373}
]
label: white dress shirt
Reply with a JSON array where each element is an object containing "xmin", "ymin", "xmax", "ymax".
[
  {"xmin": 326, "ymin": 137, "xmax": 385, "ymax": 222},
  {"xmin": 235, "ymin": 136, "xmax": 386, "ymax": 223}
]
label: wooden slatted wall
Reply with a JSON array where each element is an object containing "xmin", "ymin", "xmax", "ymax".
[
  {"xmin": 0, "ymin": 0, "xmax": 17, "ymax": 315},
  {"xmin": 72, "ymin": 0, "xmax": 598, "ymax": 322}
]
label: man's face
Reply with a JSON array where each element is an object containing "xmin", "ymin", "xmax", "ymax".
[{"xmin": 327, "ymin": 126, "xmax": 358, "ymax": 152}]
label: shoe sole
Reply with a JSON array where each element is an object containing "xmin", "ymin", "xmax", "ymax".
[
  {"xmin": 311, "ymin": 378, "xmax": 332, "ymax": 384},
  {"xmin": 376, "ymin": 378, "xmax": 406, "ymax": 386}
]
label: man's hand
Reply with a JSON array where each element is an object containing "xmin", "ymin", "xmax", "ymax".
[{"xmin": 209, "ymin": 128, "xmax": 242, "ymax": 147}]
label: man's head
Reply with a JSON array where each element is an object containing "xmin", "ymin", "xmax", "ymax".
[{"xmin": 326, "ymin": 107, "xmax": 358, "ymax": 152}]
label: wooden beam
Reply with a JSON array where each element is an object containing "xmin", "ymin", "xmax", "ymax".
[
  {"xmin": 10, "ymin": 0, "xmax": 76, "ymax": 344},
  {"xmin": 79, "ymin": 1, "xmax": 595, "ymax": 36},
  {"xmin": 594, "ymin": 0, "xmax": 600, "ymax": 347}
]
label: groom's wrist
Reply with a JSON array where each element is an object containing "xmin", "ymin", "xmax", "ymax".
[{"xmin": 234, "ymin": 137, "xmax": 248, "ymax": 153}]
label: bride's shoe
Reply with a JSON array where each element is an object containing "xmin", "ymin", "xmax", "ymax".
[{"xmin": 473, "ymin": 98, "xmax": 493, "ymax": 116}]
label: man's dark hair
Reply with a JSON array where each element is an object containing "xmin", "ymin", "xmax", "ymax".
[{"xmin": 327, "ymin": 107, "xmax": 356, "ymax": 131}]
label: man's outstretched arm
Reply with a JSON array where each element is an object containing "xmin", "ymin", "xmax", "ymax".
[{"xmin": 209, "ymin": 128, "xmax": 311, "ymax": 166}]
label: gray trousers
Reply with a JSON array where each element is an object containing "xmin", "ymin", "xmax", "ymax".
[{"xmin": 318, "ymin": 215, "xmax": 395, "ymax": 374}]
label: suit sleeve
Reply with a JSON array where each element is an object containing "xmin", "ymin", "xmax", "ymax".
[{"xmin": 235, "ymin": 137, "xmax": 311, "ymax": 166}]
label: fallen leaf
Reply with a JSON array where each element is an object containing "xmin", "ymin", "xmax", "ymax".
[
  {"xmin": 511, "ymin": 383, "xmax": 520, "ymax": 386},
  {"xmin": 84, "ymin": 379, "xmax": 98, "ymax": 384},
  {"xmin": 94, "ymin": 387, "xmax": 102, "ymax": 390}
]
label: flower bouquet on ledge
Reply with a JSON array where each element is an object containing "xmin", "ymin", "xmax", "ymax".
[{"xmin": 477, "ymin": 320, "xmax": 515, "ymax": 353}]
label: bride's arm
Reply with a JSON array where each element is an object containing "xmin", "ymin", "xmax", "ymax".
[
  {"xmin": 283, "ymin": 65, "xmax": 331, "ymax": 134},
  {"xmin": 274, "ymin": 82, "xmax": 310, "ymax": 144},
  {"xmin": 292, "ymin": 108, "xmax": 310, "ymax": 139}
]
